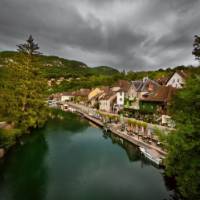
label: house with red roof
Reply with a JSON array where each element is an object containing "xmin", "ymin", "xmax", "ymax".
[{"xmin": 140, "ymin": 85, "xmax": 177, "ymax": 115}]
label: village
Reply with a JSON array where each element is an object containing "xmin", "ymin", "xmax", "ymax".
[{"xmin": 49, "ymin": 70, "xmax": 187, "ymax": 165}]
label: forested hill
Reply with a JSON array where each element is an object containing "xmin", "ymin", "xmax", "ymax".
[
  {"xmin": 0, "ymin": 51, "xmax": 199, "ymax": 93},
  {"xmin": 89, "ymin": 66, "xmax": 119, "ymax": 75},
  {"xmin": 0, "ymin": 51, "xmax": 119, "ymax": 78}
]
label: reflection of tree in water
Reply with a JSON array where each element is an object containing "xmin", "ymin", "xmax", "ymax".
[
  {"xmin": 0, "ymin": 133, "xmax": 48, "ymax": 200},
  {"xmin": 103, "ymin": 131, "xmax": 141, "ymax": 162},
  {"xmin": 162, "ymin": 174, "xmax": 182, "ymax": 200},
  {"xmin": 48, "ymin": 110, "xmax": 89, "ymax": 133}
]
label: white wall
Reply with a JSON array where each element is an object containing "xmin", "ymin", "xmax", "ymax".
[
  {"xmin": 116, "ymin": 91, "xmax": 124, "ymax": 106},
  {"xmin": 166, "ymin": 72, "xmax": 185, "ymax": 88},
  {"xmin": 61, "ymin": 96, "xmax": 73, "ymax": 102}
]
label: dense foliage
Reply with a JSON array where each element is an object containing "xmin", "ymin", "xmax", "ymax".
[
  {"xmin": 165, "ymin": 75, "xmax": 200, "ymax": 199},
  {"xmin": 0, "ymin": 51, "xmax": 119, "ymax": 78},
  {"xmin": 52, "ymin": 73, "xmax": 125, "ymax": 93},
  {"xmin": 0, "ymin": 37, "xmax": 49, "ymax": 148},
  {"xmin": 1, "ymin": 51, "xmax": 200, "ymax": 94}
]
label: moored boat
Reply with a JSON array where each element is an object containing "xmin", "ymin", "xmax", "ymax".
[{"xmin": 139, "ymin": 146, "xmax": 162, "ymax": 166}]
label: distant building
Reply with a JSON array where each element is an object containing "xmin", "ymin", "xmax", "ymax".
[
  {"xmin": 88, "ymin": 88, "xmax": 103, "ymax": 101},
  {"xmin": 99, "ymin": 90, "xmax": 117, "ymax": 113},
  {"xmin": 113, "ymin": 80, "xmax": 131, "ymax": 112},
  {"xmin": 125, "ymin": 77, "xmax": 160, "ymax": 110},
  {"xmin": 74, "ymin": 89, "xmax": 91, "ymax": 104},
  {"xmin": 166, "ymin": 71, "xmax": 187, "ymax": 88},
  {"xmin": 61, "ymin": 92, "xmax": 74, "ymax": 102}
]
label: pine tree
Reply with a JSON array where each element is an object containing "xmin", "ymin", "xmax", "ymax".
[
  {"xmin": 17, "ymin": 35, "xmax": 41, "ymax": 56},
  {"xmin": 192, "ymin": 35, "xmax": 200, "ymax": 62}
]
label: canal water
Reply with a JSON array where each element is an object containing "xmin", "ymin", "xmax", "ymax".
[{"xmin": 0, "ymin": 111, "xmax": 176, "ymax": 200}]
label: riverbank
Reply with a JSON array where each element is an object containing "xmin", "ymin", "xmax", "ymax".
[
  {"xmin": 0, "ymin": 113, "xmax": 49, "ymax": 159},
  {"xmin": 67, "ymin": 102, "xmax": 167, "ymax": 163}
]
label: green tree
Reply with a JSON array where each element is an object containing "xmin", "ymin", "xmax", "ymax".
[
  {"xmin": 165, "ymin": 75, "xmax": 200, "ymax": 199},
  {"xmin": 0, "ymin": 36, "xmax": 48, "ymax": 136},
  {"xmin": 17, "ymin": 35, "xmax": 41, "ymax": 56},
  {"xmin": 192, "ymin": 35, "xmax": 200, "ymax": 62}
]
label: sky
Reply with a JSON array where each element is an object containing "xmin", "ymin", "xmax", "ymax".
[{"xmin": 0, "ymin": 0, "xmax": 200, "ymax": 71}]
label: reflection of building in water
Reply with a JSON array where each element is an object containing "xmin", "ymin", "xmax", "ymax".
[{"xmin": 104, "ymin": 131, "xmax": 141, "ymax": 162}]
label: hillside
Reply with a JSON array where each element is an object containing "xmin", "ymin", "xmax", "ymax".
[
  {"xmin": 0, "ymin": 51, "xmax": 199, "ymax": 93},
  {"xmin": 89, "ymin": 66, "xmax": 119, "ymax": 76},
  {"xmin": 0, "ymin": 51, "xmax": 119, "ymax": 78}
]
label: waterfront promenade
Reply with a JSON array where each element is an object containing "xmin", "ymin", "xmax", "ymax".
[{"xmin": 67, "ymin": 102, "xmax": 167, "ymax": 158}]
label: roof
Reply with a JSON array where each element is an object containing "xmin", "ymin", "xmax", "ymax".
[
  {"xmin": 166, "ymin": 70, "xmax": 188, "ymax": 84},
  {"xmin": 114, "ymin": 80, "xmax": 131, "ymax": 92},
  {"xmin": 176, "ymin": 71, "xmax": 188, "ymax": 79},
  {"xmin": 132, "ymin": 80, "xmax": 143, "ymax": 91},
  {"xmin": 61, "ymin": 92, "xmax": 74, "ymax": 96},
  {"xmin": 73, "ymin": 89, "xmax": 91, "ymax": 97},
  {"xmin": 88, "ymin": 88, "xmax": 103, "ymax": 100},
  {"xmin": 139, "ymin": 79, "xmax": 160, "ymax": 92},
  {"xmin": 156, "ymin": 77, "xmax": 169, "ymax": 85},
  {"xmin": 140, "ymin": 86, "xmax": 177, "ymax": 103},
  {"xmin": 89, "ymin": 92, "xmax": 103, "ymax": 101},
  {"xmin": 99, "ymin": 89, "xmax": 117, "ymax": 101},
  {"xmin": 99, "ymin": 86, "xmax": 110, "ymax": 93},
  {"xmin": 131, "ymin": 78, "xmax": 160, "ymax": 93}
]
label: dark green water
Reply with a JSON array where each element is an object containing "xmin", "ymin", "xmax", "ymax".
[{"xmin": 0, "ymin": 111, "xmax": 176, "ymax": 200}]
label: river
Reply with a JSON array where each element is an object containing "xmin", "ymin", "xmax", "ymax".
[{"xmin": 0, "ymin": 111, "xmax": 177, "ymax": 200}]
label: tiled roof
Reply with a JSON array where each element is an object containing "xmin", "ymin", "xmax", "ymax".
[
  {"xmin": 73, "ymin": 89, "xmax": 91, "ymax": 97},
  {"xmin": 89, "ymin": 92, "xmax": 103, "ymax": 101},
  {"xmin": 139, "ymin": 79, "xmax": 160, "ymax": 92},
  {"xmin": 156, "ymin": 77, "xmax": 169, "ymax": 85},
  {"xmin": 62, "ymin": 92, "xmax": 74, "ymax": 96},
  {"xmin": 115, "ymin": 80, "xmax": 131, "ymax": 92},
  {"xmin": 131, "ymin": 79, "xmax": 160, "ymax": 93},
  {"xmin": 177, "ymin": 71, "xmax": 188, "ymax": 79},
  {"xmin": 140, "ymin": 86, "xmax": 177, "ymax": 103},
  {"xmin": 132, "ymin": 81, "xmax": 143, "ymax": 91},
  {"xmin": 99, "ymin": 89, "xmax": 116, "ymax": 100},
  {"xmin": 99, "ymin": 86, "xmax": 110, "ymax": 93}
]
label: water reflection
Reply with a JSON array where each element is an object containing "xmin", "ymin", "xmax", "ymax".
[
  {"xmin": 0, "ymin": 133, "xmax": 48, "ymax": 200},
  {"xmin": 48, "ymin": 110, "xmax": 89, "ymax": 133},
  {"xmin": 0, "ymin": 111, "xmax": 177, "ymax": 200},
  {"xmin": 102, "ymin": 130, "xmax": 179, "ymax": 199},
  {"xmin": 103, "ymin": 130, "xmax": 155, "ymax": 167},
  {"xmin": 103, "ymin": 131, "xmax": 140, "ymax": 161}
]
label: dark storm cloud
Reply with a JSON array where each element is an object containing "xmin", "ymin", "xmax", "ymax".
[{"xmin": 0, "ymin": 0, "xmax": 200, "ymax": 71}]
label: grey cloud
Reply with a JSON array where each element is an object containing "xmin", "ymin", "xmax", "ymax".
[{"xmin": 0, "ymin": 0, "xmax": 199, "ymax": 71}]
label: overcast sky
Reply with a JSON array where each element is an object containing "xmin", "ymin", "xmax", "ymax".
[{"xmin": 0, "ymin": 0, "xmax": 200, "ymax": 71}]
